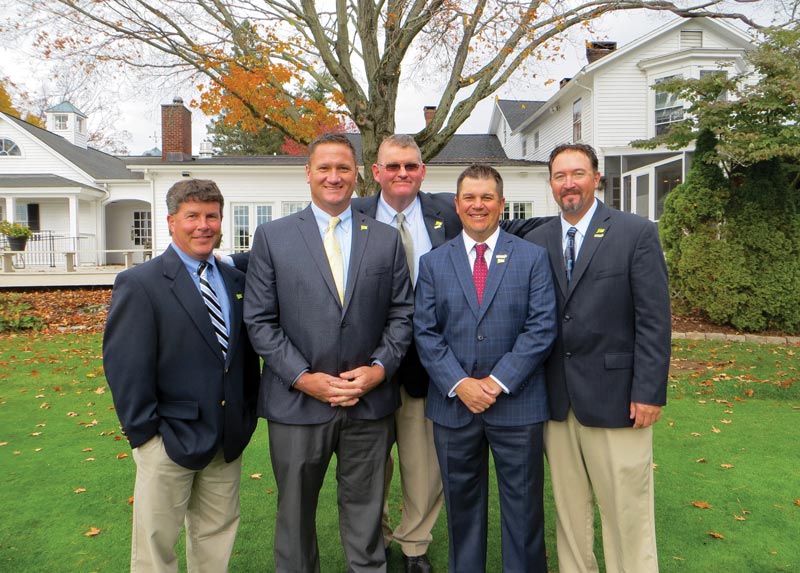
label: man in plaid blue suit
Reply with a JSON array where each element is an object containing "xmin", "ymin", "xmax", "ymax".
[{"xmin": 414, "ymin": 164, "xmax": 557, "ymax": 572}]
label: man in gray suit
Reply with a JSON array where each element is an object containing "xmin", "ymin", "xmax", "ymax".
[
  {"xmin": 104, "ymin": 179, "xmax": 260, "ymax": 571},
  {"xmin": 524, "ymin": 143, "xmax": 671, "ymax": 573},
  {"xmin": 244, "ymin": 132, "xmax": 415, "ymax": 573}
]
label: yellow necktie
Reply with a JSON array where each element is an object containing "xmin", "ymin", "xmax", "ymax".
[
  {"xmin": 324, "ymin": 216, "xmax": 344, "ymax": 304},
  {"xmin": 396, "ymin": 212, "xmax": 414, "ymax": 281}
]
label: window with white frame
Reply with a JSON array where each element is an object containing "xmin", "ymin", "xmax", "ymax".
[
  {"xmin": 132, "ymin": 210, "xmax": 152, "ymax": 246},
  {"xmin": 521, "ymin": 138, "xmax": 527, "ymax": 157},
  {"xmin": 0, "ymin": 138, "xmax": 20, "ymax": 156},
  {"xmin": 572, "ymin": 99, "xmax": 583, "ymax": 142},
  {"xmin": 654, "ymin": 76, "xmax": 684, "ymax": 135},
  {"xmin": 54, "ymin": 114, "xmax": 68, "ymax": 131},
  {"xmin": 502, "ymin": 202, "xmax": 533, "ymax": 220},
  {"xmin": 76, "ymin": 116, "xmax": 86, "ymax": 134},
  {"xmin": 233, "ymin": 203, "xmax": 274, "ymax": 252},
  {"xmin": 534, "ymin": 131, "xmax": 540, "ymax": 150},
  {"xmin": 282, "ymin": 201, "xmax": 307, "ymax": 217}
]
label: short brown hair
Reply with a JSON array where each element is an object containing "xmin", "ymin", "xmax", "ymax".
[
  {"xmin": 456, "ymin": 164, "xmax": 504, "ymax": 198},
  {"xmin": 166, "ymin": 179, "xmax": 224, "ymax": 215},
  {"xmin": 548, "ymin": 143, "xmax": 599, "ymax": 175},
  {"xmin": 307, "ymin": 132, "xmax": 358, "ymax": 165}
]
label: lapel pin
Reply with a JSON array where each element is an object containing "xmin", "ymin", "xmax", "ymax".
[
  {"xmin": 434, "ymin": 220, "xmax": 443, "ymax": 229},
  {"xmin": 236, "ymin": 293, "xmax": 243, "ymax": 300},
  {"xmin": 360, "ymin": 224, "xmax": 368, "ymax": 231},
  {"xmin": 593, "ymin": 227, "xmax": 606, "ymax": 238},
  {"xmin": 496, "ymin": 254, "xmax": 508, "ymax": 264}
]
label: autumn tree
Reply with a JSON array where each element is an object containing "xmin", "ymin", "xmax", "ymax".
[
  {"xmin": 0, "ymin": 78, "xmax": 44, "ymax": 127},
  {"xmin": 7, "ymin": 1, "xmax": 774, "ymax": 193}
]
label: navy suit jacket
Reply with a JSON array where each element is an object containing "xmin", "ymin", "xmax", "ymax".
[
  {"xmin": 414, "ymin": 230, "xmax": 557, "ymax": 428},
  {"xmin": 243, "ymin": 205, "xmax": 414, "ymax": 424},
  {"xmin": 352, "ymin": 191, "xmax": 552, "ymax": 398},
  {"xmin": 103, "ymin": 245, "xmax": 260, "ymax": 470},
  {"xmin": 524, "ymin": 201, "xmax": 671, "ymax": 428}
]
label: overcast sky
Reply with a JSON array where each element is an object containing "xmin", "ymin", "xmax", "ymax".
[{"xmin": 0, "ymin": 8, "xmax": 764, "ymax": 155}]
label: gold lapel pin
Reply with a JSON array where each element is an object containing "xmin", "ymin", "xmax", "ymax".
[
  {"xmin": 496, "ymin": 254, "xmax": 508, "ymax": 264},
  {"xmin": 434, "ymin": 220, "xmax": 443, "ymax": 229},
  {"xmin": 360, "ymin": 224, "xmax": 369, "ymax": 231},
  {"xmin": 593, "ymin": 227, "xmax": 606, "ymax": 238}
]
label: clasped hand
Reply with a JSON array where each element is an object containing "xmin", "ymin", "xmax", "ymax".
[
  {"xmin": 455, "ymin": 377, "xmax": 502, "ymax": 414},
  {"xmin": 295, "ymin": 364, "xmax": 386, "ymax": 407}
]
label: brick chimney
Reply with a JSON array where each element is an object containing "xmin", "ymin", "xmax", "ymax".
[
  {"xmin": 161, "ymin": 96, "xmax": 192, "ymax": 161},
  {"xmin": 586, "ymin": 41, "xmax": 617, "ymax": 64},
  {"xmin": 423, "ymin": 106, "xmax": 436, "ymax": 126}
]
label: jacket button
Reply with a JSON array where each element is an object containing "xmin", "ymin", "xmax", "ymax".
[
  {"xmin": 477, "ymin": 335, "xmax": 485, "ymax": 341},
  {"xmin": 565, "ymin": 352, "xmax": 572, "ymax": 358},
  {"xmin": 564, "ymin": 315, "xmax": 571, "ymax": 322}
]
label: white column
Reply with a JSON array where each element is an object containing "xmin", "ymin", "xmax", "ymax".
[{"xmin": 5, "ymin": 197, "xmax": 16, "ymax": 222}]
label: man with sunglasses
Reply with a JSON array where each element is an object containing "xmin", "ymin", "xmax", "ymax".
[{"xmin": 353, "ymin": 135, "xmax": 549, "ymax": 573}]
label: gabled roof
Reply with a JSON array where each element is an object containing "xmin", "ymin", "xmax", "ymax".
[
  {"xmin": 1, "ymin": 112, "xmax": 142, "ymax": 180},
  {"xmin": 45, "ymin": 101, "xmax": 87, "ymax": 117},
  {"xmin": 496, "ymin": 100, "xmax": 546, "ymax": 130},
  {"xmin": 512, "ymin": 16, "xmax": 755, "ymax": 134}
]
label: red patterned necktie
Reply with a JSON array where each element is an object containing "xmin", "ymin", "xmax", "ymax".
[{"xmin": 473, "ymin": 243, "xmax": 488, "ymax": 304}]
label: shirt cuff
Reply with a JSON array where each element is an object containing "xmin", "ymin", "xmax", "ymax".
[
  {"xmin": 291, "ymin": 369, "xmax": 309, "ymax": 386},
  {"xmin": 490, "ymin": 374, "xmax": 509, "ymax": 394},
  {"xmin": 448, "ymin": 377, "xmax": 467, "ymax": 398}
]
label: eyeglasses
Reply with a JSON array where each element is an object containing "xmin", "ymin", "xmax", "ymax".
[{"xmin": 377, "ymin": 162, "xmax": 422, "ymax": 173}]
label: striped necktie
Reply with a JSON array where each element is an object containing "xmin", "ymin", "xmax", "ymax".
[
  {"xmin": 324, "ymin": 216, "xmax": 345, "ymax": 304},
  {"xmin": 198, "ymin": 262, "xmax": 229, "ymax": 357}
]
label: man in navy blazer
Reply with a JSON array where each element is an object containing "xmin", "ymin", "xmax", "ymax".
[
  {"xmin": 103, "ymin": 179, "xmax": 260, "ymax": 571},
  {"xmin": 524, "ymin": 143, "xmax": 671, "ymax": 573},
  {"xmin": 244, "ymin": 133, "xmax": 414, "ymax": 572},
  {"xmin": 414, "ymin": 164, "xmax": 557, "ymax": 572}
]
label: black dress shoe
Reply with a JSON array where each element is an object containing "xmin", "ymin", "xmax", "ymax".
[{"xmin": 403, "ymin": 554, "xmax": 432, "ymax": 573}]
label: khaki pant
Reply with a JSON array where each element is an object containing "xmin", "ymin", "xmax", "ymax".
[
  {"xmin": 131, "ymin": 435, "xmax": 242, "ymax": 573},
  {"xmin": 545, "ymin": 410, "xmax": 659, "ymax": 573}
]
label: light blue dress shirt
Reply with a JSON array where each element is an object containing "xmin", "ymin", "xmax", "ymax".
[
  {"xmin": 376, "ymin": 194, "xmax": 432, "ymax": 286},
  {"xmin": 171, "ymin": 242, "xmax": 231, "ymax": 332}
]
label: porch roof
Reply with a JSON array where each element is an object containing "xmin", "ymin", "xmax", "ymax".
[{"xmin": 0, "ymin": 174, "xmax": 106, "ymax": 197}]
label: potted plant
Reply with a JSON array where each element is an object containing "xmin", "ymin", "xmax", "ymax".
[{"xmin": 0, "ymin": 220, "xmax": 34, "ymax": 251}]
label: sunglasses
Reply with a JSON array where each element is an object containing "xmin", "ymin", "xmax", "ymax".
[{"xmin": 378, "ymin": 162, "xmax": 422, "ymax": 173}]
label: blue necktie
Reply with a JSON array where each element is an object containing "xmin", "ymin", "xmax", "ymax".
[{"xmin": 565, "ymin": 227, "xmax": 577, "ymax": 283}]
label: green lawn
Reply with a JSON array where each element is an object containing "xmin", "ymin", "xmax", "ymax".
[{"xmin": 0, "ymin": 333, "xmax": 797, "ymax": 572}]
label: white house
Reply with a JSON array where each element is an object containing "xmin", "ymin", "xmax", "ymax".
[
  {"xmin": 489, "ymin": 16, "xmax": 754, "ymax": 220},
  {"xmin": 0, "ymin": 16, "xmax": 756, "ymax": 279}
]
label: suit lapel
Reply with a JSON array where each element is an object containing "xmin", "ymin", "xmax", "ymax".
[
  {"xmin": 162, "ymin": 246, "xmax": 224, "ymax": 362},
  {"xmin": 297, "ymin": 206, "xmax": 342, "ymax": 308},
  {"xmin": 477, "ymin": 231, "xmax": 513, "ymax": 321},
  {"xmin": 218, "ymin": 262, "xmax": 244, "ymax": 364},
  {"xmin": 545, "ymin": 221, "xmax": 569, "ymax": 297},
  {"xmin": 567, "ymin": 202, "xmax": 613, "ymax": 299},
  {"xmin": 344, "ymin": 212, "xmax": 370, "ymax": 314},
  {"xmin": 449, "ymin": 236, "xmax": 480, "ymax": 320},
  {"xmin": 420, "ymin": 192, "xmax": 449, "ymax": 248}
]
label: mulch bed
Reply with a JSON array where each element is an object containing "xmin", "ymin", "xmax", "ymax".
[{"xmin": 0, "ymin": 286, "xmax": 791, "ymax": 337}]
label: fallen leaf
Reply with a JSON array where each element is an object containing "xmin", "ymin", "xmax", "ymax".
[
  {"xmin": 67, "ymin": 412, "xmax": 79, "ymax": 417},
  {"xmin": 721, "ymin": 419, "xmax": 732, "ymax": 424},
  {"xmin": 711, "ymin": 426, "xmax": 721, "ymax": 433},
  {"xmin": 35, "ymin": 394, "xmax": 45, "ymax": 398},
  {"xmin": 83, "ymin": 457, "xmax": 95, "ymax": 462},
  {"xmin": 93, "ymin": 386, "xmax": 105, "ymax": 393},
  {"xmin": 668, "ymin": 421, "xmax": 675, "ymax": 427},
  {"xmin": 695, "ymin": 458, "xmax": 707, "ymax": 463},
  {"xmin": 724, "ymin": 409, "xmax": 734, "ymax": 414},
  {"xmin": 249, "ymin": 473, "xmax": 263, "ymax": 479},
  {"xmin": 744, "ymin": 388, "xmax": 754, "ymax": 397},
  {"xmin": 266, "ymin": 488, "xmax": 274, "ymax": 494},
  {"xmin": 30, "ymin": 432, "xmax": 42, "ymax": 436},
  {"xmin": 128, "ymin": 496, "xmax": 134, "ymax": 504},
  {"xmin": 36, "ymin": 423, "xmax": 46, "ymax": 427},
  {"xmin": 795, "ymin": 499, "xmax": 800, "ymax": 507},
  {"xmin": 34, "ymin": 448, "xmax": 42, "ymax": 452},
  {"xmin": 74, "ymin": 488, "xmax": 87, "ymax": 494},
  {"xmin": 734, "ymin": 396, "xmax": 745, "ymax": 402},
  {"xmin": 0, "ymin": 442, "xmax": 8, "ymax": 446},
  {"xmin": 53, "ymin": 386, "xmax": 62, "ymax": 391},
  {"xmin": 116, "ymin": 452, "xmax": 129, "ymax": 460},
  {"xmin": 691, "ymin": 432, "xmax": 702, "ymax": 437},
  {"xmin": 692, "ymin": 501, "xmax": 712, "ymax": 509},
  {"xmin": 733, "ymin": 515, "xmax": 746, "ymax": 521},
  {"xmin": 707, "ymin": 531, "xmax": 725, "ymax": 539},
  {"xmin": 13, "ymin": 451, "xmax": 22, "ymax": 455},
  {"xmin": 84, "ymin": 527, "xmax": 101, "ymax": 537},
  {"xmin": 82, "ymin": 448, "xmax": 93, "ymax": 452},
  {"xmin": 697, "ymin": 400, "xmax": 707, "ymax": 404},
  {"xmin": 720, "ymin": 463, "xmax": 735, "ymax": 469}
]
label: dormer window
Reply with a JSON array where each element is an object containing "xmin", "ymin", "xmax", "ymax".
[
  {"xmin": 76, "ymin": 116, "xmax": 86, "ymax": 134},
  {"xmin": 54, "ymin": 114, "xmax": 68, "ymax": 130},
  {"xmin": 0, "ymin": 138, "xmax": 21, "ymax": 156}
]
